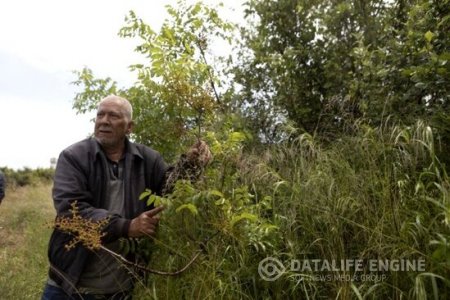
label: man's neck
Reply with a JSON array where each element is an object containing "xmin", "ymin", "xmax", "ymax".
[
  {"xmin": 103, "ymin": 143, "xmax": 125, "ymax": 162},
  {"xmin": 105, "ymin": 150, "xmax": 123, "ymax": 162}
]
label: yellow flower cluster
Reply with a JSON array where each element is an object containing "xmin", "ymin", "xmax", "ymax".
[{"xmin": 52, "ymin": 201, "xmax": 108, "ymax": 251}]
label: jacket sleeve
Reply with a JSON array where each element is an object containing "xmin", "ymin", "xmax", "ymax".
[
  {"xmin": 0, "ymin": 173, "xmax": 5, "ymax": 201},
  {"xmin": 52, "ymin": 149, "xmax": 129, "ymax": 243}
]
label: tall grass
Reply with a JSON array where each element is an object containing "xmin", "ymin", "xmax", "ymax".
[
  {"xmin": 257, "ymin": 120, "xmax": 449, "ymax": 299},
  {"xmin": 134, "ymin": 120, "xmax": 449, "ymax": 299},
  {"xmin": 0, "ymin": 184, "xmax": 54, "ymax": 299}
]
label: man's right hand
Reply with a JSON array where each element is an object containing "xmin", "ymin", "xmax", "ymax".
[{"xmin": 128, "ymin": 206, "xmax": 164, "ymax": 238}]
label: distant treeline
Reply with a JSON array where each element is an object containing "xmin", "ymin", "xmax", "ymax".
[{"xmin": 0, "ymin": 167, "xmax": 54, "ymax": 188}]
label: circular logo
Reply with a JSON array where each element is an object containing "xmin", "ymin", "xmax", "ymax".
[{"xmin": 258, "ymin": 257, "xmax": 285, "ymax": 281}]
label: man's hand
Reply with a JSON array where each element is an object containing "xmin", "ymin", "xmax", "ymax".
[
  {"xmin": 128, "ymin": 206, "xmax": 164, "ymax": 238},
  {"xmin": 186, "ymin": 140, "xmax": 212, "ymax": 168}
]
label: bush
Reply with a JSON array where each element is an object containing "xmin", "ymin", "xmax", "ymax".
[
  {"xmin": 129, "ymin": 120, "xmax": 450, "ymax": 299},
  {"xmin": 0, "ymin": 167, "xmax": 55, "ymax": 189}
]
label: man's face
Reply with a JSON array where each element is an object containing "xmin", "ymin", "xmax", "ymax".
[{"xmin": 94, "ymin": 100, "xmax": 133, "ymax": 149}]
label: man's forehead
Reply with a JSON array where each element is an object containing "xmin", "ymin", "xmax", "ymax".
[{"xmin": 98, "ymin": 100, "xmax": 124, "ymax": 112}]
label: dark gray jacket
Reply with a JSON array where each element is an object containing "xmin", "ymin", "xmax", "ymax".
[
  {"xmin": 48, "ymin": 137, "xmax": 168, "ymax": 293},
  {"xmin": 0, "ymin": 171, "xmax": 5, "ymax": 202}
]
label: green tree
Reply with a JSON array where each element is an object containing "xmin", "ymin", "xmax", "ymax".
[
  {"xmin": 354, "ymin": 0, "xmax": 449, "ymax": 123},
  {"xmin": 72, "ymin": 1, "xmax": 234, "ymax": 160},
  {"xmin": 234, "ymin": 0, "xmax": 391, "ymax": 139},
  {"xmin": 234, "ymin": 0, "xmax": 449, "ymax": 141}
]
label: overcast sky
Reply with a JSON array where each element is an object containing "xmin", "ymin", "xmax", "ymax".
[{"xmin": 0, "ymin": 0, "xmax": 244, "ymax": 169}]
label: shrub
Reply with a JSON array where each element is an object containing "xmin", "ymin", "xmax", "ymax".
[
  {"xmin": 130, "ymin": 120, "xmax": 450, "ymax": 299},
  {"xmin": 0, "ymin": 167, "xmax": 55, "ymax": 189}
]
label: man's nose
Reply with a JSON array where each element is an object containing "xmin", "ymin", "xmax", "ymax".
[{"xmin": 97, "ymin": 115, "xmax": 111, "ymax": 124}]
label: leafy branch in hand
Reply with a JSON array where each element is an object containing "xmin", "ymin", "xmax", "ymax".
[{"xmin": 51, "ymin": 201, "xmax": 205, "ymax": 276}]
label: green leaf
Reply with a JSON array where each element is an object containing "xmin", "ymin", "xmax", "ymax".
[
  {"xmin": 192, "ymin": 19, "xmax": 203, "ymax": 29},
  {"xmin": 230, "ymin": 212, "xmax": 258, "ymax": 228},
  {"xmin": 176, "ymin": 203, "xmax": 198, "ymax": 215},
  {"xmin": 261, "ymin": 223, "xmax": 279, "ymax": 234},
  {"xmin": 229, "ymin": 131, "xmax": 246, "ymax": 144},
  {"xmin": 209, "ymin": 189, "xmax": 224, "ymax": 199},
  {"xmin": 147, "ymin": 194, "xmax": 163, "ymax": 207},
  {"xmin": 438, "ymin": 15, "xmax": 450, "ymax": 28},
  {"xmin": 139, "ymin": 189, "xmax": 152, "ymax": 200},
  {"xmin": 424, "ymin": 31, "xmax": 434, "ymax": 43},
  {"xmin": 162, "ymin": 27, "xmax": 176, "ymax": 45},
  {"xmin": 215, "ymin": 198, "xmax": 227, "ymax": 206},
  {"xmin": 415, "ymin": 82, "xmax": 427, "ymax": 89},
  {"xmin": 153, "ymin": 195, "xmax": 161, "ymax": 206},
  {"xmin": 191, "ymin": 3, "xmax": 202, "ymax": 16}
]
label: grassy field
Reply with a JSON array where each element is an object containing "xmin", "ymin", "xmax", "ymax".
[{"xmin": 0, "ymin": 184, "xmax": 54, "ymax": 300}]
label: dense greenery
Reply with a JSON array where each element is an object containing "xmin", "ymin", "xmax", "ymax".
[
  {"xmin": 70, "ymin": 0, "xmax": 449, "ymax": 298},
  {"xmin": 0, "ymin": 167, "xmax": 54, "ymax": 188},
  {"xmin": 235, "ymin": 0, "xmax": 449, "ymax": 142},
  {"xmin": 133, "ymin": 120, "xmax": 449, "ymax": 299}
]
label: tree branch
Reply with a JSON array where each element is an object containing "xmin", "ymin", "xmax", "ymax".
[
  {"xmin": 101, "ymin": 245, "xmax": 202, "ymax": 276},
  {"xmin": 197, "ymin": 40, "xmax": 222, "ymax": 107}
]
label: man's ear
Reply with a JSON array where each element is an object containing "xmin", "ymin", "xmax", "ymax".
[{"xmin": 126, "ymin": 121, "xmax": 135, "ymax": 135}]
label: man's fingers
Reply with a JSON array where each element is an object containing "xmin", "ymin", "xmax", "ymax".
[
  {"xmin": 144, "ymin": 205, "xmax": 165, "ymax": 217},
  {"xmin": 142, "ymin": 223, "xmax": 156, "ymax": 233},
  {"xmin": 146, "ymin": 215, "xmax": 160, "ymax": 225}
]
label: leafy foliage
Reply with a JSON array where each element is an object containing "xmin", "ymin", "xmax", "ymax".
[
  {"xmin": 72, "ymin": 1, "xmax": 234, "ymax": 160},
  {"xmin": 234, "ymin": 0, "xmax": 449, "ymax": 142},
  {"xmin": 133, "ymin": 130, "xmax": 281, "ymax": 298},
  {"xmin": 67, "ymin": 0, "xmax": 450, "ymax": 298},
  {"xmin": 130, "ymin": 120, "xmax": 450, "ymax": 299}
]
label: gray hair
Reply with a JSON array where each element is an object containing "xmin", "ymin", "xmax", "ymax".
[{"xmin": 98, "ymin": 95, "xmax": 133, "ymax": 121}]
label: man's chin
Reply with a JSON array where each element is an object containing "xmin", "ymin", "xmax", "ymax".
[{"xmin": 95, "ymin": 137, "xmax": 115, "ymax": 148}]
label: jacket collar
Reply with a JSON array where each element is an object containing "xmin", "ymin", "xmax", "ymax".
[{"xmin": 91, "ymin": 137, "xmax": 143, "ymax": 161}]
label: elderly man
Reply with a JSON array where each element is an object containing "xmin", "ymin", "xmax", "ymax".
[{"xmin": 42, "ymin": 95, "xmax": 211, "ymax": 299}]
